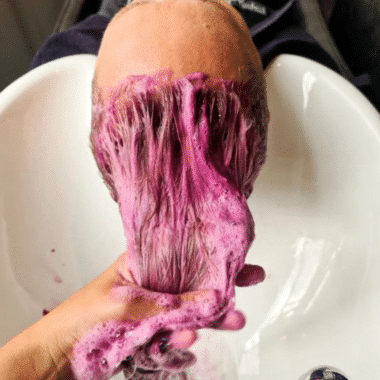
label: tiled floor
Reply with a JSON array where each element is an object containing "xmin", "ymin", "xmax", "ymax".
[{"xmin": 0, "ymin": 0, "xmax": 69, "ymax": 92}]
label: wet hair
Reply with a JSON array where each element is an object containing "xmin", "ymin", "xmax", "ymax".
[{"xmin": 90, "ymin": 68, "xmax": 269, "ymax": 295}]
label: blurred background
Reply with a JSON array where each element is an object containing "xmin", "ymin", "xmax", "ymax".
[
  {"xmin": 0, "ymin": 0, "xmax": 379, "ymax": 111},
  {"xmin": 0, "ymin": 0, "xmax": 99, "ymax": 91}
]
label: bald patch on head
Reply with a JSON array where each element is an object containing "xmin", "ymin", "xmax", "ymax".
[{"xmin": 94, "ymin": 0, "xmax": 263, "ymax": 102}]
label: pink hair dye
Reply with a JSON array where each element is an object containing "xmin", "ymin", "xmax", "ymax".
[{"xmin": 71, "ymin": 69, "xmax": 269, "ymax": 379}]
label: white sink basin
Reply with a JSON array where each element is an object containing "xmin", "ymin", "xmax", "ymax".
[{"xmin": 1, "ymin": 53, "xmax": 380, "ymax": 379}]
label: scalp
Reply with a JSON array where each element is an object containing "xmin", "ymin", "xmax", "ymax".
[{"xmin": 94, "ymin": 0, "xmax": 263, "ymax": 101}]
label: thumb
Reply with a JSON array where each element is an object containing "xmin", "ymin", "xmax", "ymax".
[
  {"xmin": 110, "ymin": 286, "xmax": 221, "ymax": 323},
  {"xmin": 176, "ymin": 288, "xmax": 221, "ymax": 309}
]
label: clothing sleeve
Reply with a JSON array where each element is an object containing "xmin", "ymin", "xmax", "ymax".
[{"xmin": 28, "ymin": 15, "xmax": 109, "ymax": 72}]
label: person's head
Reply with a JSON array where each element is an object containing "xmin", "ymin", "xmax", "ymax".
[
  {"xmin": 90, "ymin": 0, "xmax": 269, "ymax": 294},
  {"xmin": 93, "ymin": 0, "xmax": 264, "ymax": 101}
]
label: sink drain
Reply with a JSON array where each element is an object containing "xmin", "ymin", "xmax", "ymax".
[{"xmin": 299, "ymin": 366, "xmax": 349, "ymax": 380}]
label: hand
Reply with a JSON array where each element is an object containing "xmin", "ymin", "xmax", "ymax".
[
  {"xmin": 30, "ymin": 252, "xmax": 264, "ymax": 379},
  {"xmin": 120, "ymin": 262, "xmax": 265, "ymax": 378},
  {"xmin": 208, "ymin": 262, "xmax": 266, "ymax": 331}
]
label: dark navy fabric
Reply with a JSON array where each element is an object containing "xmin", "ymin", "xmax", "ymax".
[
  {"xmin": 28, "ymin": 0, "xmax": 340, "ymax": 75},
  {"xmin": 28, "ymin": 15, "xmax": 109, "ymax": 71}
]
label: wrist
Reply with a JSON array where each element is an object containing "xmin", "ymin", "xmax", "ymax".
[
  {"xmin": 0, "ymin": 322, "xmax": 72, "ymax": 380},
  {"xmin": 0, "ymin": 328, "xmax": 38, "ymax": 380},
  {"xmin": 29, "ymin": 313, "xmax": 74, "ymax": 380}
]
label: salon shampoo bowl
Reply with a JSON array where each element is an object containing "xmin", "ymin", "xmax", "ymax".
[{"xmin": 0, "ymin": 54, "xmax": 380, "ymax": 379}]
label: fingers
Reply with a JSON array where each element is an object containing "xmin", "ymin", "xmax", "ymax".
[
  {"xmin": 209, "ymin": 310, "xmax": 246, "ymax": 330},
  {"xmin": 177, "ymin": 288, "xmax": 220, "ymax": 307},
  {"xmin": 110, "ymin": 284, "xmax": 221, "ymax": 325},
  {"xmin": 160, "ymin": 349, "xmax": 196, "ymax": 372},
  {"xmin": 169, "ymin": 329, "xmax": 197, "ymax": 349},
  {"xmin": 236, "ymin": 264, "xmax": 265, "ymax": 287},
  {"xmin": 136, "ymin": 331, "xmax": 197, "ymax": 373},
  {"xmin": 155, "ymin": 310, "xmax": 245, "ymax": 354},
  {"xmin": 145, "ymin": 329, "xmax": 197, "ymax": 355},
  {"xmin": 219, "ymin": 310, "xmax": 246, "ymax": 330}
]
